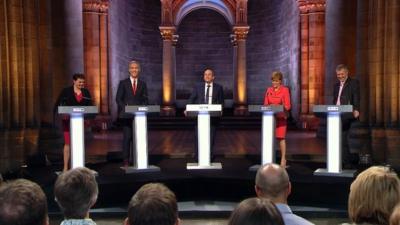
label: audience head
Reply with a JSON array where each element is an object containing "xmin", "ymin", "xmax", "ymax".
[
  {"xmin": 228, "ymin": 197, "xmax": 284, "ymax": 225},
  {"xmin": 0, "ymin": 179, "xmax": 48, "ymax": 225},
  {"xmin": 255, "ymin": 163, "xmax": 291, "ymax": 202},
  {"xmin": 348, "ymin": 166, "xmax": 400, "ymax": 225},
  {"xmin": 126, "ymin": 183, "xmax": 179, "ymax": 225},
  {"xmin": 54, "ymin": 167, "xmax": 98, "ymax": 219}
]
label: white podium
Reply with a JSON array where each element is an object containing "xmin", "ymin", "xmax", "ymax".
[
  {"xmin": 123, "ymin": 105, "xmax": 160, "ymax": 173},
  {"xmin": 186, "ymin": 104, "xmax": 222, "ymax": 170},
  {"xmin": 58, "ymin": 106, "xmax": 98, "ymax": 169},
  {"xmin": 313, "ymin": 105, "xmax": 355, "ymax": 177},
  {"xmin": 248, "ymin": 105, "xmax": 283, "ymax": 171}
]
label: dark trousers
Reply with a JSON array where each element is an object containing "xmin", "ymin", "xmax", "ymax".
[
  {"xmin": 341, "ymin": 115, "xmax": 357, "ymax": 165},
  {"xmin": 122, "ymin": 119, "xmax": 135, "ymax": 164}
]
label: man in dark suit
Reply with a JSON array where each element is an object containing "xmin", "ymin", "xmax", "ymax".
[
  {"xmin": 333, "ymin": 64, "xmax": 360, "ymax": 167},
  {"xmin": 186, "ymin": 68, "xmax": 224, "ymax": 159},
  {"xmin": 116, "ymin": 61, "xmax": 148, "ymax": 167}
]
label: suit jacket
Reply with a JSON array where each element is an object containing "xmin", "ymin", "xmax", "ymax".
[
  {"xmin": 188, "ymin": 82, "xmax": 224, "ymax": 105},
  {"xmin": 54, "ymin": 86, "xmax": 94, "ymax": 121},
  {"xmin": 116, "ymin": 77, "xmax": 148, "ymax": 118},
  {"xmin": 275, "ymin": 204, "xmax": 314, "ymax": 225},
  {"xmin": 55, "ymin": 86, "xmax": 93, "ymax": 107},
  {"xmin": 333, "ymin": 77, "xmax": 360, "ymax": 111}
]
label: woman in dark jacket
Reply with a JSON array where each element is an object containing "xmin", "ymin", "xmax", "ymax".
[{"xmin": 55, "ymin": 74, "xmax": 93, "ymax": 172}]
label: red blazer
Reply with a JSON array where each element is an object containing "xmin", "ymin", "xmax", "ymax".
[{"xmin": 263, "ymin": 86, "xmax": 291, "ymax": 119}]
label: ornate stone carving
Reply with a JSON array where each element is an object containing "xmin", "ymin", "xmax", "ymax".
[
  {"xmin": 83, "ymin": 0, "xmax": 109, "ymax": 14},
  {"xmin": 298, "ymin": 0, "xmax": 326, "ymax": 14},
  {"xmin": 233, "ymin": 26, "xmax": 250, "ymax": 40},
  {"xmin": 159, "ymin": 26, "xmax": 176, "ymax": 41}
]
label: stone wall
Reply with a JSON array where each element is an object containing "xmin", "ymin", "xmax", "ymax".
[
  {"xmin": 109, "ymin": 0, "xmax": 163, "ymax": 118},
  {"xmin": 175, "ymin": 9, "xmax": 233, "ymax": 101},
  {"xmin": 247, "ymin": 0, "xmax": 300, "ymax": 119}
]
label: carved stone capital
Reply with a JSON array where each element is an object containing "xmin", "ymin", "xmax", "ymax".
[
  {"xmin": 233, "ymin": 26, "xmax": 250, "ymax": 41},
  {"xmin": 298, "ymin": 0, "xmax": 326, "ymax": 14},
  {"xmin": 159, "ymin": 26, "xmax": 177, "ymax": 41},
  {"xmin": 83, "ymin": 0, "xmax": 109, "ymax": 13}
]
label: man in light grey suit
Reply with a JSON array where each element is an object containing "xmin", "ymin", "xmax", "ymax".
[{"xmin": 255, "ymin": 163, "xmax": 314, "ymax": 225}]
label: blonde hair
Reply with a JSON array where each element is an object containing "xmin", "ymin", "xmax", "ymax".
[
  {"xmin": 271, "ymin": 71, "xmax": 283, "ymax": 81},
  {"xmin": 348, "ymin": 166, "xmax": 400, "ymax": 225}
]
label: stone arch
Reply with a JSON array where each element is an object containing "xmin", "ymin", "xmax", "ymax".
[{"xmin": 174, "ymin": 0, "xmax": 234, "ymax": 26}]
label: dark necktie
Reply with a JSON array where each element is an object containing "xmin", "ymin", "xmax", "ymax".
[{"xmin": 205, "ymin": 84, "xmax": 211, "ymax": 104}]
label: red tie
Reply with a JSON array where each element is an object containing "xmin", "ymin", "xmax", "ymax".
[{"xmin": 132, "ymin": 79, "xmax": 137, "ymax": 95}]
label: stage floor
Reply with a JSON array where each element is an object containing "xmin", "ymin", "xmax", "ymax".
[{"xmin": 17, "ymin": 128, "xmax": 362, "ymax": 217}]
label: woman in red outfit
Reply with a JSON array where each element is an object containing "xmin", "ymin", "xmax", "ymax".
[
  {"xmin": 263, "ymin": 71, "xmax": 291, "ymax": 167},
  {"xmin": 55, "ymin": 74, "xmax": 93, "ymax": 172}
]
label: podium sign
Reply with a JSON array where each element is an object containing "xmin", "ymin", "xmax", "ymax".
[
  {"xmin": 124, "ymin": 105, "xmax": 160, "ymax": 173},
  {"xmin": 186, "ymin": 104, "xmax": 222, "ymax": 169},
  {"xmin": 248, "ymin": 105, "xmax": 283, "ymax": 170},
  {"xmin": 313, "ymin": 105, "xmax": 355, "ymax": 177},
  {"xmin": 58, "ymin": 106, "xmax": 98, "ymax": 169}
]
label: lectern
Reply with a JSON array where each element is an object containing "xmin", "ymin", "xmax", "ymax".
[
  {"xmin": 58, "ymin": 106, "xmax": 98, "ymax": 169},
  {"xmin": 186, "ymin": 104, "xmax": 222, "ymax": 169},
  {"xmin": 313, "ymin": 105, "xmax": 355, "ymax": 177},
  {"xmin": 123, "ymin": 105, "xmax": 160, "ymax": 173},
  {"xmin": 248, "ymin": 105, "xmax": 283, "ymax": 171}
]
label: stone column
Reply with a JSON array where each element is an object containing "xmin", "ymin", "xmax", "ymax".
[
  {"xmin": 159, "ymin": 26, "xmax": 177, "ymax": 116},
  {"xmin": 298, "ymin": 0, "xmax": 326, "ymax": 129},
  {"xmin": 83, "ymin": 0, "xmax": 109, "ymax": 115},
  {"xmin": 356, "ymin": 0, "xmax": 400, "ymax": 164},
  {"xmin": 232, "ymin": 26, "xmax": 249, "ymax": 115}
]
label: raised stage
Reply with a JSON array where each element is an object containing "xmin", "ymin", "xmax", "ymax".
[{"xmin": 10, "ymin": 116, "xmax": 370, "ymax": 219}]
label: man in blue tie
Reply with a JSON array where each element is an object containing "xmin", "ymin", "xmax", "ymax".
[{"xmin": 187, "ymin": 68, "xmax": 224, "ymax": 159}]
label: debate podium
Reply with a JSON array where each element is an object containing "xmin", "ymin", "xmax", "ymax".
[
  {"xmin": 123, "ymin": 105, "xmax": 161, "ymax": 173},
  {"xmin": 186, "ymin": 104, "xmax": 222, "ymax": 170},
  {"xmin": 248, "ymin": 105, "xmax": 283, "ymax": 171},
  {"xmin": 58, "ymin": 106, "xmax": 98, "ymax": 169},
  {"xmin": 313, "ymin": 105, "xmax": 356, "ymax": 177}
]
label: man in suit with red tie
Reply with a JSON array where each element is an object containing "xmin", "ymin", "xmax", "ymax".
[
  {"xmin": 333, "ymin": 64, "xmax": 360, "ymax": 168},
  {"xmin": 116, "ymin": 61, "xmax": 148, "ymax": 167}
]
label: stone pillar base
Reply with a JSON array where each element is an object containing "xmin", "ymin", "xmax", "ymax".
[
  {"xmin": 234, "ymin": 105, "xmax": 249, "ymax": 116},
  {"xmin": 161, "ymin": 105, "xmax": 176, "ymax": 116}
]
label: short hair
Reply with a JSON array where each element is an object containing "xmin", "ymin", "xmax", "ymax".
[
  {"xmin": 72, "ymin": 73, "xmax": 85, "ymax": 81},
  {"xmin": 127, "ymin": 183, "xmax": 178, "ymax": 225},
  {"xmin": 203, "ymin": 68, "xmax": 214, "ymax": 76},
  {"xmin": 0, "ymin": 179, "xmax": 48, "ymax": 225},
  {"xmin": 54, "ymin": 167, "xmax": 98, "ymax": 219},
  {"xmin": 228, "ymin": 197, "xmax": 284, "ymax": 225},
  {"xmin": 255, "ymin": 163, "xmax": 290, "ymax": 199},
  {"xmin": 348, "ymin": 166, "xmax": 400, "ymax": 225},
  {"xmin": 129, "ymin": 60, "xmax": 141, "ymax": 70},
  {"xmin": 336, "ymin": 64, "xmax": 349, "ymax": 72},
  {"xmin": 271, "ymin": 71, "xmax": 283, "ymax": 81},
  {"xmin": 390, "ymin": 204, "xmax": 400, "ymax": 225}
]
